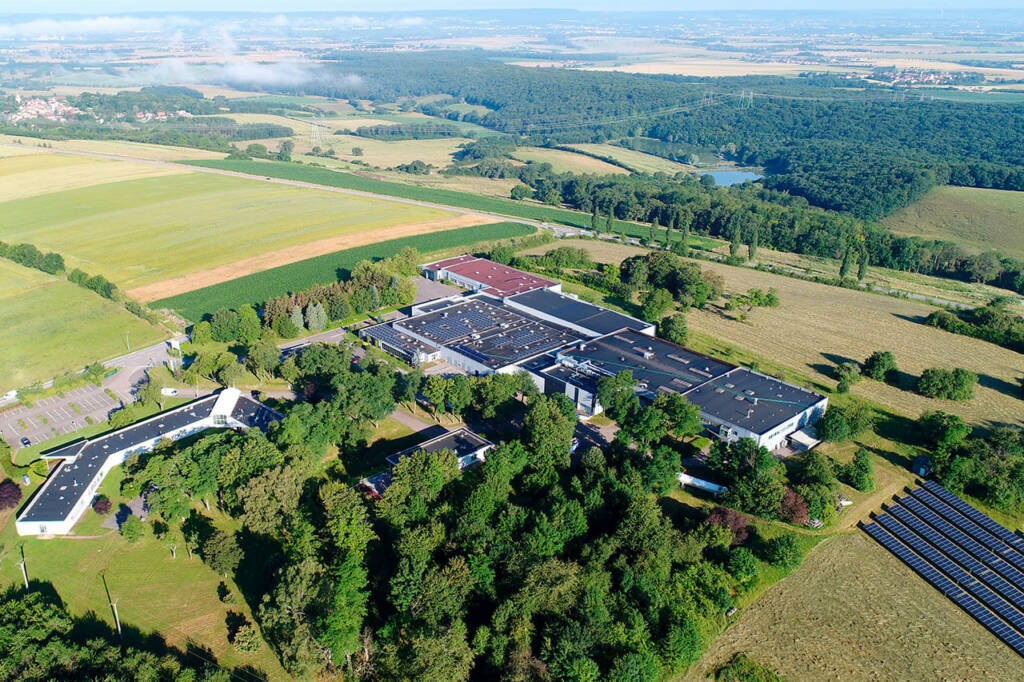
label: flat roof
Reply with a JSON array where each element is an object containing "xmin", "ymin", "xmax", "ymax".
[
  {"xmin": 363, "ymin": 427, "xmax": 493, "ymax": 494},
  {"xmin": 424, "ymin": 256, "xmax": 557, "ymax": 297},
  {"xmin": 685, "ymin": 369, "xmax": 826, "ymax": 435},
  {"xmin": 19, "ymin": 392, "xmax": 282, "ymax": 526},
  {"xmin": 554, "ymin": 329, "xmax": 824, "ymax": 436},
  {"xmin": 507, "ymin": 288, "xmax": 653, "ymax": 336},
  {"xmin": 361, "ymin": 321, "xmax": 440, "ymax": 357},
  {"xmin": 18, "ymin": 395, "xmax": 220, "ymax": 524},
  {"xmin": 396, "ymin": 297, "xmax": 585, "ymax": 369},
  {"xmin": 386, "ymin": 426, "xmax": 492, "ymax": 466}
]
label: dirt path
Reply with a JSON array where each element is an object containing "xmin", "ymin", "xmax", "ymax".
[{"xmin": 127, "ymin": 213, "xmax": 498, "ymax": 301}]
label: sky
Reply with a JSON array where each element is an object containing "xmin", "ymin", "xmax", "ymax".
[{"xmin": 9, "ymin": 1, "xmax": 1024, "ymax": 13}]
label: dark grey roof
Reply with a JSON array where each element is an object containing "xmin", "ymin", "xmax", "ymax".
[
  {"xmin": 685, "ymin": 368, "xmax": 826, "ymax": 435},
  {"xmin": 386, "ymin": 426, "xmax": 493, "ymax": 466},
  {"xmin": 231, "ymin": 395, "xmax": 283, "ymax": 430},
  {"xmin": 554, "ymin": 329, "xmax": 825, "ymax": 436},
  {"xmin": 19, "ymin": 395, "xmax": 220, "ymax": 524},
  {"xmin": 557, "ymin": 329, "xmax": 735, "ymax": 393},
  {"xmin": 507, "ymin": 288, "xmax": 653, "ymax": 336},
  {"xmin": 361, "ymin": 322, "xmax": 440, "ymax": 357},
  {"xmin": 395, "ymin": 297, "xmax": 585, "ymax": 369}
]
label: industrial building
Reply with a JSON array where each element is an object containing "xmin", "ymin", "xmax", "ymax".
[
  {"xmin": 365, "ymin": 255, "xmax": 826, "ymax": 452},
  {"xmin": 541, "ymin": 329, "xmax": 827, "ymax": 450},
  {"xmin": 360, "ymin": 426, "xmax": 493, "ymax": 497},
  {"xmin": 15, "ymin": 389, "xmax": 280, "ymax": 536},
  {"xmin": 422, "ymin": 255, "xmax": 559, "ymax": 296}
]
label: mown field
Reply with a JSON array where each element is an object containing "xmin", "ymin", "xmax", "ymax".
[
  {"xmin": 566, "ymin": 143, "xmax": 696, "ymax": 174},
  {"xmin": 0, "ymin": 147, "xmax": 190, "ymax": 202},
  {"xmin": 0, "ymin": 169, "xmax": 455, "ymax": 292},
  {"xmin": 0, "ymin": 260, "xmax": 167, "ymax": 391},
  {"xmin": 154, "ymin": 222, "xmax": 536, "ymax": 321},
  {"xmin": 687, "ymin": 260, "xmax": 1024, "ymax": 428},
  {"xmin": 511, "ymin": 146, "xmax": 628, "ymax": 175},
  {"xmin": 685, "ymin": 533, "xmax": 1024, "ymax": 681},
  {"xmin": 882, "ymin": 185, "xmax": 1024, "ymax": 260}
]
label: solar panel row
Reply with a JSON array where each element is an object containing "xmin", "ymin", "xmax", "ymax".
[
  {"xmin": 862, "ymin": 482, "xmax": 1024, "ymax": 659},
  {"xmin": 911, "ymin": 488, "xmax": 1024, "ymax": 575},
  {"xmin": 923, "ymin": 480, "xmax": 1024, "ymax": 553}
]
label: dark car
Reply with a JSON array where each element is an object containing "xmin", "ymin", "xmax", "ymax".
[{"xmin": 20, "ymin": 437, "xmax": 30, "ymax": 447}]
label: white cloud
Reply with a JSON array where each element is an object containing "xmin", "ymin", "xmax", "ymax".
[{"xmin": 0, "ymin": 16, "xmax": 168, "ymax": 39}]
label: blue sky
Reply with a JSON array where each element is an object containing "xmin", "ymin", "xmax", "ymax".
[{"xmin": 11, "ymin": 1, "xmax": 1023, "ymax": 12}]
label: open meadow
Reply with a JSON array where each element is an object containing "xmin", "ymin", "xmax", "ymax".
[
  {"xmin": 881, "ymin": 185, "xmax": 1024, "ymax": 260},
  {"xmin": 511, "ymin": 146, "xmax": 628, "ymax": 175},
  {"xmin": 0, "ymin": 135, "xmax": 225, "ymax": 161},
  {"xmin": 684, "ymin": 533, "xmax": 1024, "ymax": 681},
  {"xmin": 0, "ymin": 168, "xmax": 461, "ymax": 295},
  {"xmin": 0, "ymin": 260, "xmax": 167, "ymax": 391}
]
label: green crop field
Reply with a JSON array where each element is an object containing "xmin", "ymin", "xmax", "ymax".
[
  {"xmin": 881, "ymin": 185, "xmax": 1024, "ymax": 260},
  {"xmin": 0, "ymin": 260, "xmax": 167, "ymax": 391},
  {"xmin": 0, "ymin": 170, "xmax": 454, "ymax": 291},
  {"xmin": 187, "ymin": 158, "xmax": 664, "ymax": 239},
  {"xmin": 153, "ymin": 222, "xmax": 535, "ymax": 321}
]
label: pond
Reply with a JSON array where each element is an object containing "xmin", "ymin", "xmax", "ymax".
[{"xmin": 698, "ymin": 169, "xmax": 763, "ymax": 186}]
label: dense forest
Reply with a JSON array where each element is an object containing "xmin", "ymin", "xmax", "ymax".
[
  {"xmin": 446, "ymin": 149, "xmax": 1024, "ymax": 294},
  {"xmin": 298, "ymin": 53, "xmax": 1024, "ymax": 220}
]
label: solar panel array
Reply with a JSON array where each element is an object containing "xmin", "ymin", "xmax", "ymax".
[{"xmin": 862, "ymin": 482, "xmax": 1024, "ymax": 657}]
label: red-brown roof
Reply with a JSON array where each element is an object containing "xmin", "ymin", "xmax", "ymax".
[{"xmin": 423, "ymin": 256, "xmax": 557, "ymax": 297}]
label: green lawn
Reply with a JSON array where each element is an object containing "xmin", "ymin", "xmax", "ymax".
[
  {"xmin": 0, "ymin": 169, "xmax": 452, "ymax": 291},
  {"xmin": 882, "ymin": 185, "xmax": 1024, "ymax": 260},
  {"xmin": 0, "ymin": 260, "xmax": 167, "ymax": 392}
]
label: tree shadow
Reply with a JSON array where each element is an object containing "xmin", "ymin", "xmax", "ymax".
[
  {"xmin": 657, "ymin": 495, "xmax": 707, "ymax": 531},
  {"xmin": 234, "ymin": 528, "xmax": 284, "ymax": 614},
  {"xmin": 977, "ymin": 373, "xmax": 1024, "ymax": 400},
  {"xmin": 891, "ymin": 312, "xmax": 930, "ymax": 325},
  {"xmin": 821, "ymin": 351, "xmax": 859, "ymax": 368},
  {"xmin": 884, "ymin": 369, "xmax": 918, "ymax": 392}
]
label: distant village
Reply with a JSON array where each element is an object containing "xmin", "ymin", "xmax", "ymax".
[{"xmin": 2, "ymin": 94, "xmax": 195, "ymax": 125}]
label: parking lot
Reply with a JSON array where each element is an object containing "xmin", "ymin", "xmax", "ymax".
[{"xmin": 0, "ymin": 385, "xmax": 119, "ymax": 453}]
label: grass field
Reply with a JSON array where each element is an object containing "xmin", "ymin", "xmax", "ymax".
[
  {"xmin": 153, "ymin": 222, "xmax": 536, "ymax": 321},
  {"xmin": 0, "ymin": 474, "xmax": 287, "ymax": 679},
  {"xmin": 0, "ymin": 148, "xmax": 190, "ymax": 202},
  {"xmin": 684, "ymin": 533, "xmax": 1024, "ymax": 681},
  {"xmin": 0, "ymin": 170, "xmax": 455, "ymax": 292},
  {"xmin": 0, "ymin": 135, "xmax": 224, "ymax": 161},
  {"xmin": 882, "ymin": 185, "xmax": 1024, "ymax": 260},
  {"xmin": 511, "ymin": 147, "xmax": 628, "ymax": 175},
  {"xmin": 686, "ymin": 259, "xmax": 1024, "ymax": 428},
  {"xmin": 329, "ymin": 133, "xmax": 472, "ymax": 169},
  {"xmin": 0, "ymin": 260, "xmax": 167, "ymax": 391},
  {"xmin": 566, "ymin": 143, "xmax": 696, "ymax": 174}
]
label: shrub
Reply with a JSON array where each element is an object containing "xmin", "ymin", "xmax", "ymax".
[
  {"xmin": 93, "ymin": 496, "xmax": 112, "ymax": 515},
  {"xmin": 715, "ymin": 653, "xmax": 785, "ymax": 682},
  {"xmin": 726, "ymin": 546, "xmax": 759, "ymax": 584},
  {"xmin": 863, "ymin": 350, "xmax": 896, "ymax": 381},
  {"xmin": 917, "ymin": 367, "xmax": 977, "ymax": 401},
  {"xmin": 779, "ymin": 487, "xmax": 809, "ymax": 526},
  {"xmin": 120, "ymin": 516, "xmax": 145, "ymax": 543},
  {"xmin": 764, "ymin": 533, "xmax": 801, "ymax": 568},
  {"xmin": 0, "ymin": 479, "xmax": 22, "ymax": 510},
  {"xmin": 232, "ymin": 623, "xmax": 261, "ymax": 653},
  {"xmin": 838, "ymin": 448, "xmax": 875, "ymax": 492},
  {"xmin": 706, "ymin": 506, "xmax": 751, "ymax": 546}
]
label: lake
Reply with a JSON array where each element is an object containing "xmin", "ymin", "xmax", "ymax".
[{"xmin": 698, "ymin": 169, "xmax": 763, "ymax": 186}]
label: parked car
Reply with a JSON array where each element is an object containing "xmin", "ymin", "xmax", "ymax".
[{"xmin": 20, "ymin": 437, "xmax": 30, "ymax": 447}]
